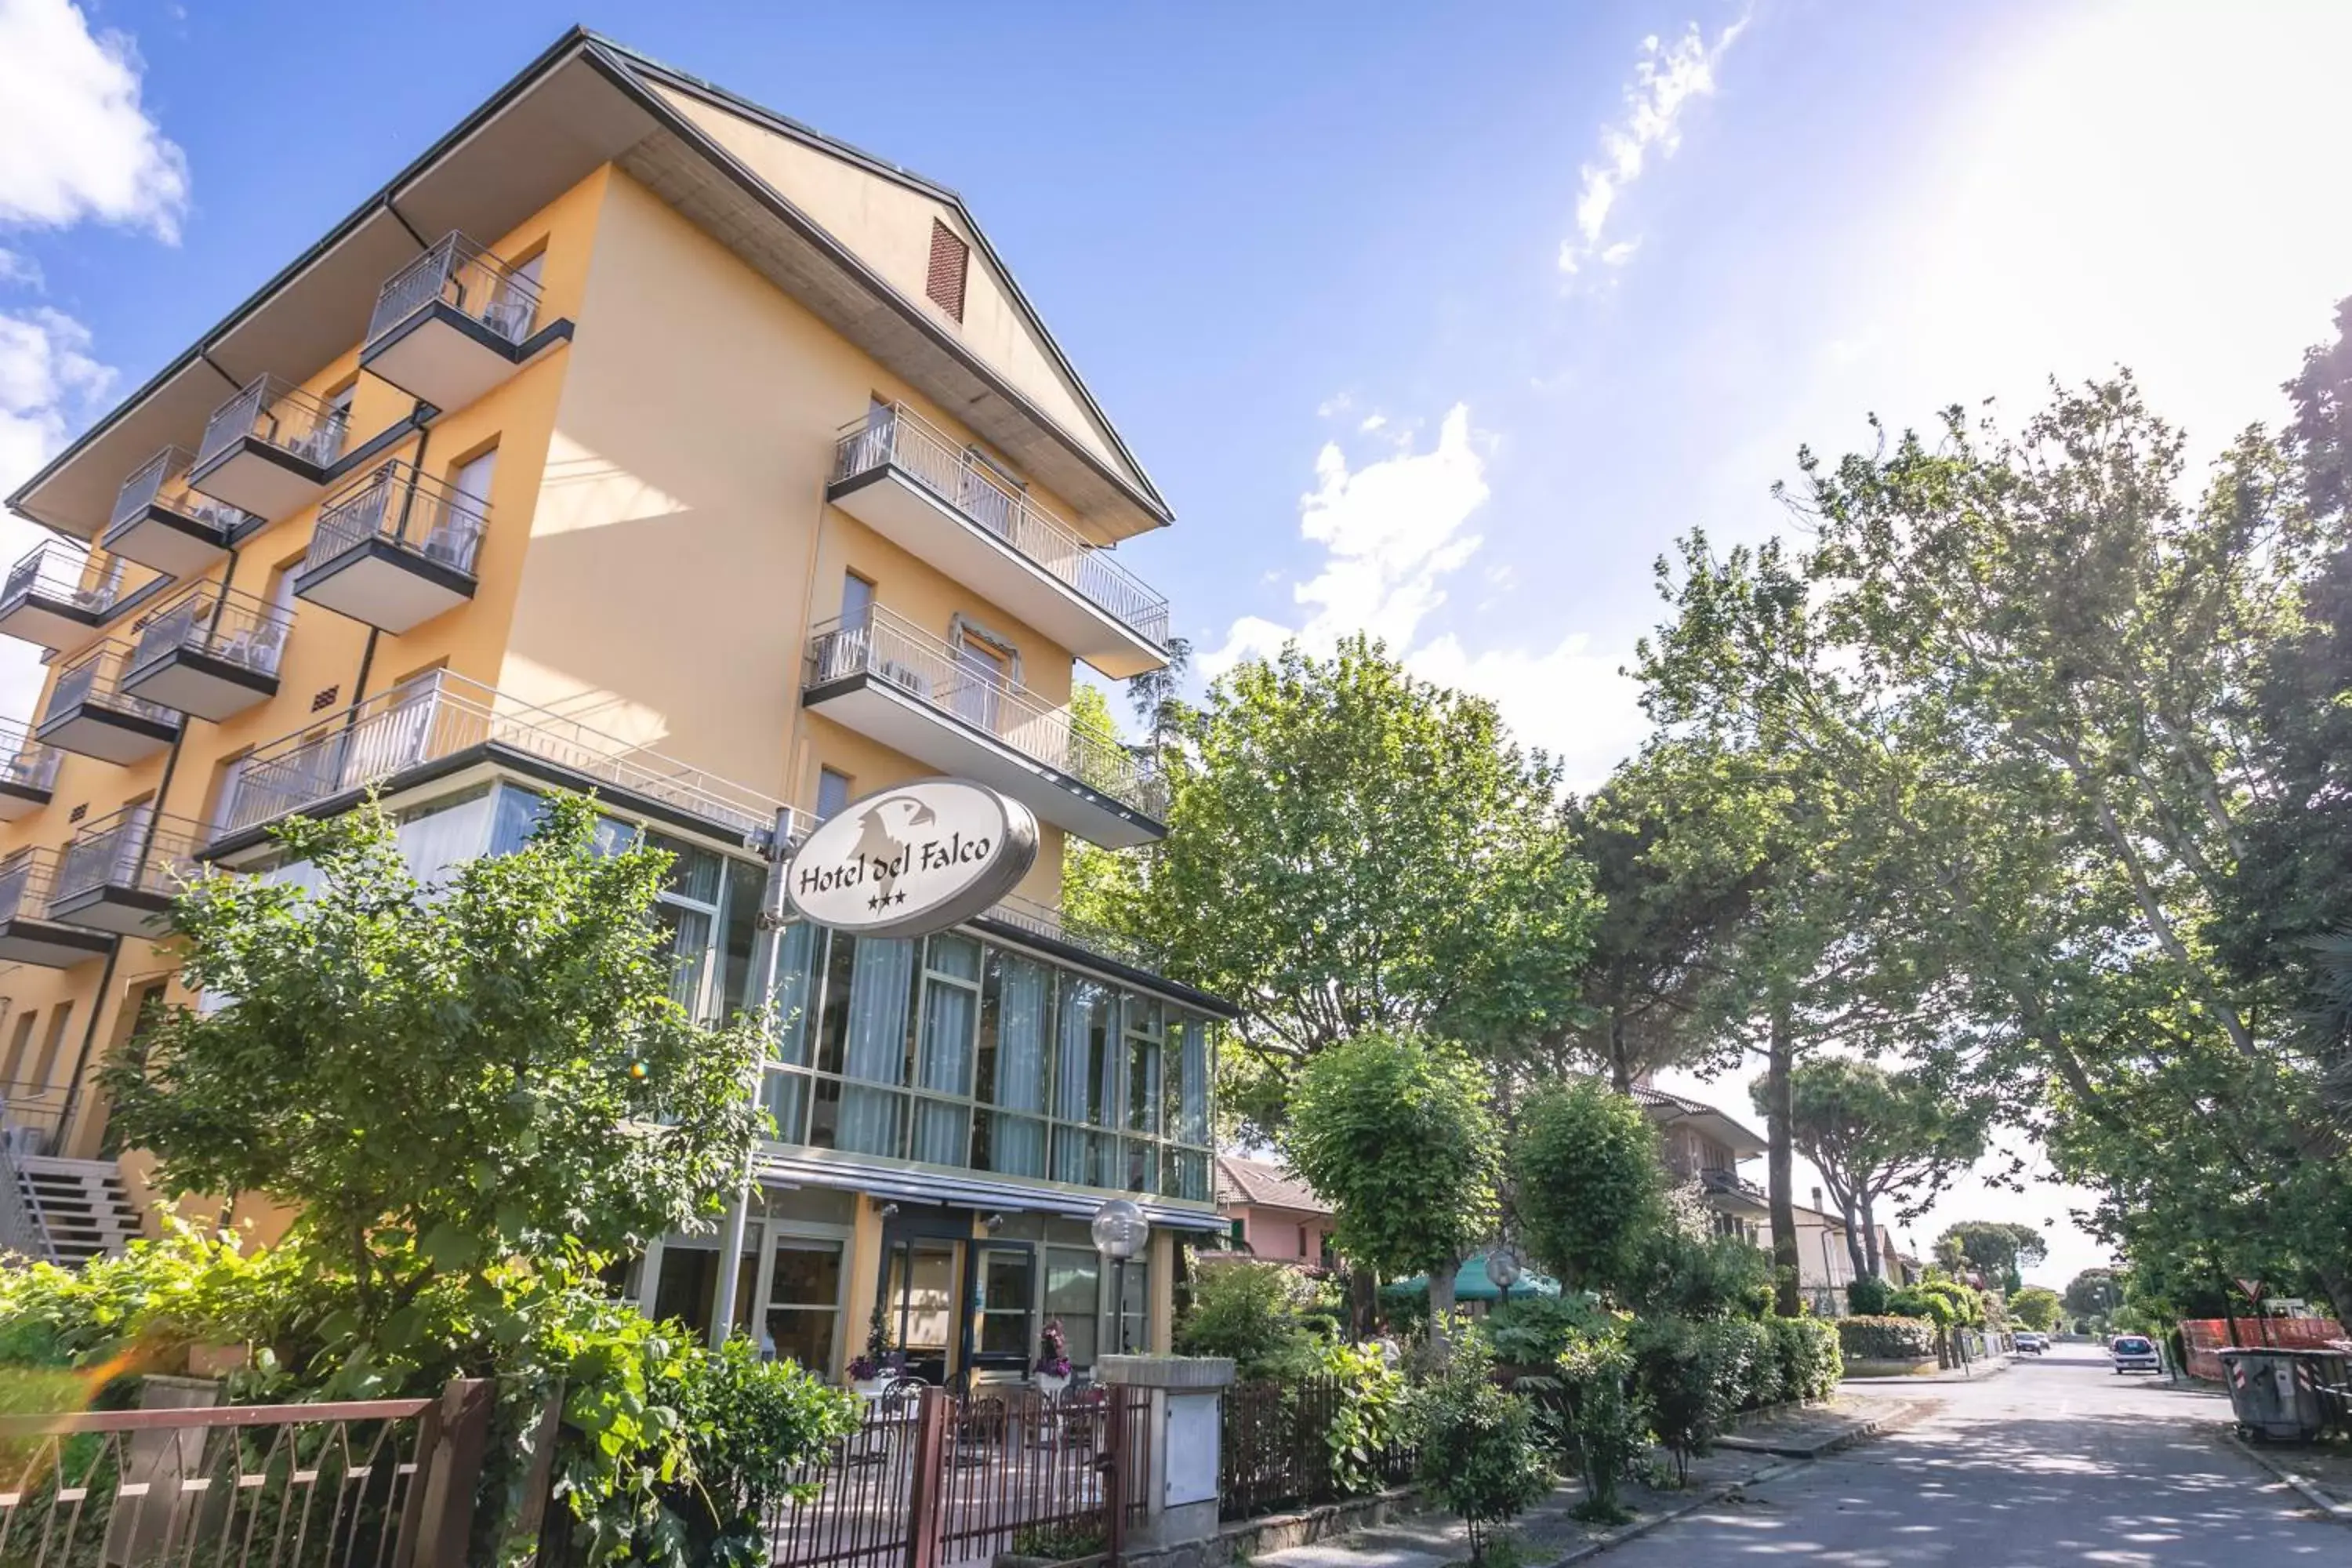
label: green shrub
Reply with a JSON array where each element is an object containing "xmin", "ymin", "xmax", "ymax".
[
  {"xmin": 1174, "ymin": 1260, "xmax": 1327, "ymax": 1378},
  {"xmin": 1320, "ymin": 1340, "xmax": 1409, "ymax": 1496},
  {"xmin": 1628, "ymin": 1317, "xmax": 1718, "ymax": 1485},
  {"xmin": 655, "ymin": 1337, "xmax": 862, "ymax": 1566},
  {"xmin": 1628, "ymin": 1229, "xmax": 1773, "ymax": 1322},
  {"xmin": 1707, "ymin": 1319, "xmax": 1777, "ymax": 1411},
  {"xmin": 1767, "ymin": 1317, "xmax": 1842, "ymax": 1401},
  {"xmin": 1011, "ymin": 1521, "xmax": 1106, "ymax": 1560},
  {"xmin": 1835, "ymin": 1315, "xmax": 1937, "ymax": 1362},
  {"xmin": 1483, "ymin": 1293, "xmax": 1608, "ymax": 1369},
  {"xmin": 1552, "ymin": 1326, "xmax": 1646, "ymax": 1523},
  {"xmin": 1845, "ymin": 1275, "xmax": 1890, "ymax": 1316},
  {"xmin": 1411, "ymin": 1334, "xmax": 1553, "ymax": 1559}
]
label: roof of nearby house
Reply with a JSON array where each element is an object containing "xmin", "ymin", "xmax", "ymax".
[
  {"xmin": 1215, "ymin": 1155, "xmax": 1331, "ymax": 1216},
  {"xmin": 1632, "ymin": 1085, "xmax": 1770, "ymax": 1159}
]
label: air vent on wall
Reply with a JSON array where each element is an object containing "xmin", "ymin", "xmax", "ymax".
[{"xmin": 926, "ymin": 220, "xmax": 968, "ymax": 322}]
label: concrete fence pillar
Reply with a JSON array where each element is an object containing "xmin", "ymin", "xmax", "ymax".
[{"xmin": 1095, "ymin": 1355, "xmax": 1237, "ymax": 1550}]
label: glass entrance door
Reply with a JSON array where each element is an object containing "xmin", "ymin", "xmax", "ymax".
[{"xmin": 882, "ymin": 1236, "xmax": 960, "ymax": 1385}]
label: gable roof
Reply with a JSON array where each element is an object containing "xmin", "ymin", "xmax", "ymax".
[
  {"xmin": 1632, "ymin": 1084, "xmax": 1769, "ymax": 1159},
  {"xmin": 1216, "ymin": 1155, "xmax": 1331, "ymax": 1216},
  {"xmin": 9, "ymin": 28, "xmax": 1173, "ymax": 543}
]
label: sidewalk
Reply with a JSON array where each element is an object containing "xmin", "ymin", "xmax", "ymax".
[
  {"xmin": 1247, "ymin": 1397, "xmax": 1939, "ymax": 1568},
  {"xmin": 2212, "ymin": 1424, "xmax": 2352, "ymax": 1524},
  {"xmin": 1839, "ymin": 1352, "xmax": 2013, "ymax": 1388}
]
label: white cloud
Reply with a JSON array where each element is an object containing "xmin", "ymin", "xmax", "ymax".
[
  {"xmin": 1559, "ymin": 13, "xmax": 1748, "ymax": 278},
  {"xmin": 1357, "ymin": 412, "xmax": 1387, "ymax": 433},
  {"xmin": 0, "ymin": 0, "xmax": 190, "ymax": 241},
  {"xmin": 0, "ymin": 306, "xmax": 110, "ymax": 720},
  {"xmin": 1207, "ymin": 405, "xmax": 1646, "ymax": 788},
  {"xmin": 0, "ymin": 248, "xmax": 40, "ymax": 289}
]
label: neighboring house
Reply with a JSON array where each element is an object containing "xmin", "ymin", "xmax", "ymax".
[
  {"xmin": 1214, "ymin": 1154, "xmax": 1334, "ymax": 1269},
  {"xmin": 0, "ymin": 28, "xmax": 1225, "ymax": 1387},
  {"xmin": 1634, "ymin": 1085, "xmax": 1771, "ymax": 1245},
  {"xmin": 1792, "ymin": 1201, "xmax": 1857, "ymax": 1316}
]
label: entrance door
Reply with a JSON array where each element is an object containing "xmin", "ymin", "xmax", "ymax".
[
  {"xmin": 963, "ymin": 1243, "xmax": 1036, "ymax": 1380},
  {"xmin": 882, "ymin": 1236, "xmax": 961, "ymax": 1385}
]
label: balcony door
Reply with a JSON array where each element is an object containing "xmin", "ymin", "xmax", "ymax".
[{"xmin": 952, "ymin": 633, "xmax": 1008, "ymax": 735}]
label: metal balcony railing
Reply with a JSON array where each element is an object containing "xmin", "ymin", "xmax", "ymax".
[
  {"xmin": 47, "ymin": 641, "xmax": 181, "ymax": 730},
  {"xmin": 804, "ymin": 606, "xmax": 1168, "ymax": 822},
  {"xmin": 196, "ymin": 374, "xmax": 350, "ymax": 472},
  {"xmin": 2, "ymin": 539, "xmax": 132, "ymax": 619},
  {"xmin": 127, "ymin": 581, "xmax": 291, "ymax": 683},
  {"xmin": 982, "ymin": 891, "xmax": 1156, "ymax": 973},
  {"xmin": 367, "ymin": 231, "xmax": 543, "ymax": 348},
  {"xmin": 0, "ymin": 720, "xmax": 59, "ymax": 795},
  {"xmin": 107, "ymin": 446, "xmax": 263, "ymax": 538},
  {"xmin": 833, "ymin": 405, "xmax": 1172, "ymax": 650},
  {"xmin": 0, "ymin": 850, "xmax": 59, "ymax": 924},
  {"xmin": 53, "ymin": 809, "xmax": 201, "ymax": 909},
  {"xmin": 309, "ymin": 461, "xmax": 487, "ymax": 578},
  {"xmin": 216, "ymin": 671, "xmax": 804, "ymax": 850}
]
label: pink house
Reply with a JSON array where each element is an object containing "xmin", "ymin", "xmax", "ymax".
[{"xmin": 1215, "ymin": 1155, "xmax": 1335, "ymax": 1269}]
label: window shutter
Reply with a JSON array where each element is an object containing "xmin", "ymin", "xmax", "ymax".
[{"xmin": 925, "ymin": 219, "xmax": 969, "ymax": 321}]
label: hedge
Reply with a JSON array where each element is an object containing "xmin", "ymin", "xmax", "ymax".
[
  {"xmin": 1836, "ymin": 1315, "xmax": 1937, "ymax": 1361},
  {"xmin": 1769, "ymin": 1316, "xmax": 1842, "ymax": 1400}
]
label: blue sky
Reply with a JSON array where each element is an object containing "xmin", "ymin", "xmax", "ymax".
[{"xmin": 10, "ymin": 0, "xmax": 2352, "ymax": 1287}]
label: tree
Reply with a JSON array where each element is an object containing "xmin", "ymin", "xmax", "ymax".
[
  {"xmin": 2061, "ymin": 1267, "xmax": 2126, "ymax": 1323},
  {"xmin": 2009, "ymin": 1286, "xmax": 2063, "ymax": 1333},
  {"xmin": 1282, "ymin": 1031, "xmax": 1500, "ymax": 1338},
  {"xmin": 1510, "ymin": 1079, "xmax": 1665, "ymax": 1297},
  {"xmin": 1103, "ymin": 637, "xmax": 1596, "ymax": 1135},
  {"xmin": 1760, "ymin": 1058, "xmax": 1987, "ymax": 1279},
  {"xmin": 1935, "ymin": 1221, "xmax": 2047, "ymax": 1293},
  {"xmin": 103, "ymin": 794, "xmax": 764, "ymax": 1325}
]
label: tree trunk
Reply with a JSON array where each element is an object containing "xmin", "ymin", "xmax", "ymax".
[
  {"xmin": 1765, "ymin": 1007, "xmax": 1802, "ymax": 1318},
  {"xmin": 1609, "ymin": 1004, "xmax": 1633, "ymax": 1094},
  {"xmin": 2313, "ymin": 1263, "xmax": 2352, "ymax": 1330},
  {"xmin": 1350, "ymin": 1266, "xmax": 1377, "ymax": 1342},
  {"xmin": 1858, "ymin": 1189, "xmax": 1882, "ymax": 1279}
]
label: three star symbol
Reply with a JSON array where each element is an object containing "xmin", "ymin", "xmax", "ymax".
[{"xmin": 865, "ymin": 889, "xmax": 909, "ymax": 912}]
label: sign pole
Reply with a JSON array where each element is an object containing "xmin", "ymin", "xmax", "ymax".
[{"xmin": 709, "ymin": 804, "xmax": 800, "ymax": 1348}]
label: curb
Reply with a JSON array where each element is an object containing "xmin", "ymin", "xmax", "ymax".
[
  {"xmin": 1534, "ymin": 1402, "xmax": 1935, "ymax": 1566},
  {"xmin": 2219, "ymin": 1429, "xmax": 2352, "ymax": 1525}
]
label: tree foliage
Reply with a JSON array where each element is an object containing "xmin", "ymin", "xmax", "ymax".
[
  {"xmin": 1761, "ymin": 1057, "xmax": 1986, "ymax": 1279},
  {"xmin": 1934, "ymin": 1221, "xmax": 2047, "ymax": 1292},
  {"xmin": 2009, "ymin": 1287, "xmax": 2063, "ymax": 1332},
  {"xmin": 1509, "ymin": 1080, "xmax": 1665, "ymax": 1298},
  {"xmin": 103, "ymin": 794, "xmax": 764, "ymax": 1324}
]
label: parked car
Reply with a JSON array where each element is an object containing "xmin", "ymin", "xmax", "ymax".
[
  {"xmin": 2014, "ymin": 1333, "xmax": 2046, "ymax": 1354},
  {"xmin": 2110, "ymin": 1334, "xmax": 2162, "ymax": 1374}
]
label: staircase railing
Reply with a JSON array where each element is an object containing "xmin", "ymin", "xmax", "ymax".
[{"xmin": 0, "ymin": 1130, "xmax": 55, "ymax": 1262}]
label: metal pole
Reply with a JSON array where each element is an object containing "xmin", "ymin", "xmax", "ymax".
[
  {"xmin": 1114, "ymin": 1258, "xmax": 1129, "ymax": 1354},
  {"xmin": 709, "ymin": 805, "xmax": 798, "ymax": 1348}
]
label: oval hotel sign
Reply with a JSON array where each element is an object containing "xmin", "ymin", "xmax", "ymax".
[{"xmin": 786, "ymin": 779, "xmax": 1039, "ymax": 938}]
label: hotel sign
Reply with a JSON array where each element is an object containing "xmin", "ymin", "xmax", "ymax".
[{"xmin": 786, "ymin": 778, "xmax": 1039, "ymax": 938}]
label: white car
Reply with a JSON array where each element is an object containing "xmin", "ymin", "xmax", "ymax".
[
  {"xmin": 2014, "ymin": 1333, "xmax": 2046, "ymax": 1354},
  {"xmin": 2110, "ymin": 1334, "xmax": 2161, "ymax": 1374}
]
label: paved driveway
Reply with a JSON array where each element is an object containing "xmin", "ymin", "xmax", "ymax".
[{"xmin": 1597, "ymin": 1341, "xmax": 2343, "ymax": 1566}]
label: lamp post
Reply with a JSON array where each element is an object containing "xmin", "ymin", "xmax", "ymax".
[
  {"xmin": 1091, "ymin": 1197, "xmax": 1147, "ymax": 1355},
  {"xmin": 1486, "ymin": 1247, "xmax": 1522, "ymax": 1304}
]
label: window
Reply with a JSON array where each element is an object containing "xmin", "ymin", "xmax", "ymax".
[
  {"xmin": 1044, "ymin": 1247, "xmax": 1100, "ymax": 1367},
  {"xmin": 1298, "ymin": 1225, "xmax": 1311, "ymax": 1259},
  {"xmin": 816, "ymin": 768, "xmax": 853, "ymax": 822},
  {"xmin": 2, "ymin": 1009, "xmax": 36, "ymax": 1086},
  {"xmin": 28, "ymin": 1003, "xmax": 73, "ymax": 1090},
  {"xmin": 925, "ymin": 220, "xmax": 969, "ymax": 321},
  {"xmin": 975, "ymin": 1246, "xmax": 1035, "ymax": 1358},
  {"xmin": 953, "ymin": 632, "xmax": 1009, "ymax": 732},
  {"xmin": 763, "ymin": 1238, "xmax": 844, "ymax": 1370},
  {"xmin": 449, "ymin": 448, "xmax": 496, "ymax": 537},
  {"xmin": 652, "ymin": 1230, "xmax": 759, "ymax": 1339},
  {"xmin": 840, "ymin": 572, "xmax": 874, "ymax": 632},
  {"xmin": 1115, "ymin": 1258, "xmax": 1149, "ymax": 1356}
]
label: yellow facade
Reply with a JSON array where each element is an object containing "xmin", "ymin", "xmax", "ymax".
[{"xmin": 0, "ymin": 32, "xmax": 1210, "ymax": 1379}]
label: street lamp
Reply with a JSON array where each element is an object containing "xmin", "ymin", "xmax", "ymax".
[
  {"xmin": 1487, "ymin": 1247, "xmax": 1523, "ymax": 1302},
  {"xmin": 1091, "ymin": 1198, "xmax": 1148, "ymax": 1354}
]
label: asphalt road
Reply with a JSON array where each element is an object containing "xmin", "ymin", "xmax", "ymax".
[{"xmin": 1599, "ymin": 1341, "xmax": 2344, "ymax": 1566}]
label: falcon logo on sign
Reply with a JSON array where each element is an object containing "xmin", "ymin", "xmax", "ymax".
[{"xmin": 786, "ymin": 779, "xmax": 1038, "ymax": 938}]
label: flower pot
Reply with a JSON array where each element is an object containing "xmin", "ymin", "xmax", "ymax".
[{"xmin": 1034, "ymin": 1372, "xmax": 1070, "ymax": 1399}]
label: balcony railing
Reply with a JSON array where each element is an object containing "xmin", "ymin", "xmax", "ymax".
[
  {"xmin": 195, "ymin": 374, "xmax": 350, "ymax": 472},
  {"xmin": 0, "ymin": 721, "xmax": 59, "ymax": 795},
  {"xmin": 107, "ymin": 446, "xmax": 262, "ymax": 539},
  {"xmin": 0, "ymin": 851, "xmax": 57, "ymax": 925},
  {"xmin": 216, "ymin": 671, "xmax": 804, "ymax": 851},
  {"xmin": 53, "ymin": 809, "xmax": 201, "ymax": 909},
  {"xmin": 308, "ymin": 460, "xmax": 487, "ymax": 578},
  {"xmin": 367, "ymin": 232, "xmax": 542, "ymax": 348},
  {"xmin": 47, "ymin": 641, "xmax": 180, "ymax": 729},
  {"xmin": 833, "ymin": 405, "xmax": 1171, "ymax": 649},
  {"xmin": 805, "ymin": 607, "xmax": 1167, "ymax": 822},
  {"xmin": 982, "ymin": 891, "xmax": 1157, "ymax": 974},
  {"xmin": 127, "ymin": 580, "xmax": 291, "ymax": 683},
  {"xmin": 2, "ymin": 539, "xmax": 132, "ymax": 620}
]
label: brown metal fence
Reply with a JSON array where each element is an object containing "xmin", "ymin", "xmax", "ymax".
[
  {"xmin": 0, "ymin": 1380, "xmax": 491, "ymax": 1568},
  {"xmin": 765, "ymin": 1384, "xmax": 1149, "ymax": 1568},
  {"xmin": 1218, "ymin": 1377, "xmax": 1413, "ymax": 1523}
]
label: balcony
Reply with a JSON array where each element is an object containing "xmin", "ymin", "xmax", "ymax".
[
  {"xmin": 36, "ymin": 641, "xmax": 183, "ymax": 764},
  {"xmin": 296, "ymin": 461, "xmax": 484, "ymax": 633},
  {"xmin": 119, "ymin": 582, "xmax": 290, "ymax": 723},
  {"xmin": 0, "ymin": 723, "xmax": 59, "ymax": 821},
  {"xmin": 1697, "ymin": 1167, "xmax": 1769, "ymax": 1214},
  {"xmin": 45, "ymin": 809, "xmax": 200, "ymax": 937},
  {"xmin": 208, "ymin": 670, "xmax": 800, "ymax": 861},
  {"xmin": 0, "ymin": 851, "xmax": 114, "ymax": 967},
  {"xmin": 0, "ymin": 540, "xmax": 171, "ymax": 655},
  {"xmin": 828, "ymin": 405, "xmax": 1171, "ymax": 678},
  {"xmin": 188, "ymin": 375, "xmax": 350, "ymax": 520},
  {"xmin": 102, "ymin": 446, "xmax": 266, "ymax": 575},
  {"xmin": 802, "ymin": 608, "xmax": 1167, "ymax": 848},
  {"xmin": 361, "ymin": 233, "xmax": 554, "ymax": 412}
]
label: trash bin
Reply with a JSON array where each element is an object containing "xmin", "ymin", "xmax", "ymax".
[{"xmin": 2218, "ymin": 1348, "xmax": 2331, "ymax": 1443}]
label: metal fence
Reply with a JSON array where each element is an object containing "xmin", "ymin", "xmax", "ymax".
[
  {"xmin": 1219, "ymin": 1377, "xmax": 1414, "ymax": 1523},
  {"xmin": 0, "ymin": 1380, "xmax": 491, "ymax": 1568},
  {"xmin": 2180, "ymin": 1316, "xmax": 2350, "ymax": 1381}
]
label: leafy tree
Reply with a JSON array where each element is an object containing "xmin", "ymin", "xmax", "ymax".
[
  {"xmin": 1282, "ymin": 1031, "xmax": 1500, "ymax": 1337},
  {"xmin": 102, "ymin": 794, "xmax": 764, "ymax": 1327},
  {"xmin": 2009, "ymin": 1287, "xmax": 2063, "ymax": 1332},
  {"xmin": 1509, "ymin": 1080, "xmax": 1665, "ymax": 1298},
  {"xmin": 1935, "ymin": 1221, "xmax": 2046, "ymax": 1293},
  {"xmin": 2061, "ymin": 1267, "xmax": 2126, "ymax": 1323},
  {"xmin": 1173, "ymin": 1260, "xmax": 1328, "ymax": 1378},
  {"xmin": 1761, "ymin": 1058, "xmax": 1985, "ymax": 1279},
  {"xmin": 1410, "ymin": 1330, "xmax": 1552, "ymax": 1559},
  {"xmin": 1102, "ymin": 637, "xmax": 1596, "ymax": 1134}
]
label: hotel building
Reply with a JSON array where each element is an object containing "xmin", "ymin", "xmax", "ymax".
[{"xmin": 0, "ymin": 29, "xmax": 1226, "ymax": 1385}]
